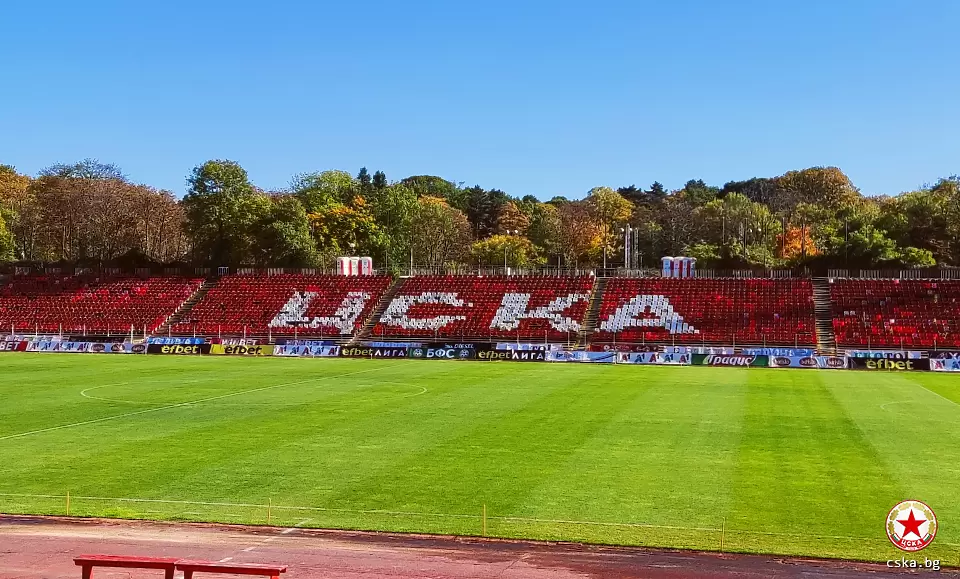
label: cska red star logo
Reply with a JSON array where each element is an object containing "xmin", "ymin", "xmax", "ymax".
[{"xmin": 886, "ymin": 500, "xmax": 937, "ymax": 552}]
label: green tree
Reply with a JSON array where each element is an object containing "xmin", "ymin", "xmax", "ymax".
[
  {"xmin": 683, "ymin": 242, "xmax": 721, "ymax": 268},
  {"xmin": 400, "ymin": 175, "xmax": 467, "ymax": 209},
  {"xmin": 471, "ymin": 234, "xmax": 542, "ymax": 268},
  {"xmin": 307, "ymin": 195, "xmax": 384, "ymax": 262},
  {"xmin": 587, "ymin": 187, "xmax": 633, "ymax": 266},
  {"xmin": 357, "ymin": 167, "xmax": 372, "ymax": 195},
  {"xmin": 496, "ymin": 201, "xmax": 530, "ymax": 235},
  {"xmin": 527, "ymin": 203, "xmax": 562, "ymax": 261},
  {"xmin": 372, "ymin": 170, "xmax": 387, "ymax": 190},
  {"xmin": 183, "ymin": 160, "xmax": 271, "ymax": 266},
  {"xmin": 696, "ymin": 193, "xmax": 781, "ymax": 265},
  {"xmin": 410, "ymin": 196, "xmax": 472, "ymax": 267},
  {"xmin": 846, "ymin": 225, "xmax": 900, "ymax": 263},
  {"xmin": 0, "ymin": 165, "xmax": 34, "ymax": 260},
  {"xmin": 774, "ymin": 167, "xmax": 860, "ymax": 212},
  {"xmin": 679, "ymin": 179, "xmax": 719, "ymax": 206},
  {"xmin": 252, "ymin": 195, "xmax": 316, "ymax": 266},
  {"xmin": 292, "ymin": 170, "xmax": 358, "ymax": 211},
  {"xmin": 898, "ymin": 246, "xmax": 936, "ymax": 267},
  {"xmin": 370, "ymin": 183, "xmax": 418, "ymax": 269},
  {"xmin": 0, "ymin": 211, "xmax": 14, "ymax": 261}
]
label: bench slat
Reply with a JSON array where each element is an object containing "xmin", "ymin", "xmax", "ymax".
[
  {"xmin": 177, "ymin": 560, "xmax": 287, "ymax": 575},
  {"xmin": 74, "ymin": 555, "xmax": 179, "ymax": 568}
]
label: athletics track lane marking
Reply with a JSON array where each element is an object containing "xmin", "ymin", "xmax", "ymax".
[{"xmin": 0, "ymin": 364, "xmax": 405, "ymax": 442}]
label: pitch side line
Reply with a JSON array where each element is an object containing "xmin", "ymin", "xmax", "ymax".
[
  {"xmin": 0, "ymin": 364, "xmax": 404, "ymax": 442},
  {"xmin": 915, "ymin": 383, "xmax": 960, "ymax": 409}
]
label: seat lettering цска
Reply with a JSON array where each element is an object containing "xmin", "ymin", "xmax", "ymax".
[
  {"xmin": 490, "ymin": 293, "xmax": 589, "ymax": 332},
  {"xmin": 269, "ymin": 291, "xmax": 371, "ymax": 334},
  {"xmin": 380, "ymin": 292, "xmax": 469, "ymax": 330},
  {"xmin": 598, "ymin": 294, "xmax": 698, "ymax": 334}
]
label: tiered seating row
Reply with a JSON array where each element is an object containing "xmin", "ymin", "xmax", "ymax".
[
  {"xmin": 831, "ymin": 279, "xmax": 960, "ymax": 348},
  {"xmin": 0, "ymin": 275, "xmax": 203, "ymax": 333},
  {"xmin": 173, "ymin": 274, "xmax": 391, "ymax": 337},
  {"xmin": 594, "ymin": 278, "xmax": 816, "ymax": 346},
  {"xmin": 371, "ymin": 276, "xmax": 594, "ymax": 341}
]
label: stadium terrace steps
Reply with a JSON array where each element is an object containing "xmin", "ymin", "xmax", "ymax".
[
  {"xmin": 811, "ymin": 278, "xmax": 837, "ymax": 354},
  {"xmin": 575, "ymin": 277, "xmax": 607, "ymax": 349},
  {"xmin": 154, "ymin": 279, "xmax": 217, "ymax": 337},
  {"xmin": 354, "ymin": 277, "xmax": 404, "ymax": 343}
]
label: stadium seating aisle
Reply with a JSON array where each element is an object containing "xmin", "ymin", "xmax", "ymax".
[
  {"xmin": 0, "ymin": 275, "xmax": 203, "ymax": 334},
  {"xmin": 831, "ymin": 279, "xmax": 960, "ymax": 348},
  {"xmin": 593, "ymin": 278, "xmax": 816, "ymax": 346},
  {"xmin": 371, "ymin": 275, "xmax": 594, "ymax": 341},
  {"xmin": 172, "ymin": 274, "xmax": 391, "ymax": 337}
]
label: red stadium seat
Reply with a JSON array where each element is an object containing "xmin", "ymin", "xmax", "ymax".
[
  {"xmin": 371, "ymin": 275, "xmax": 594, "ymax": 342},
  {"xmin": 593, "ymin": 278, "xmax": 816, "ymax": 346},
  {"xmin": 173, "ymin": 274, "xmax": 391, "ymax": 338},
  {"xmin": 830, "ymin": 279, "xmax": 960, "ymax": 348},
  {"xmin": 0, "ymin": 275, "xmax": 202, "ymax": 334}
]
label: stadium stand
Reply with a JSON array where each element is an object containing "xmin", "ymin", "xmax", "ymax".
[
  {"xmin": 370, "ymin": 275, "xmax": 594, "ymax": 341},
  {"xmin": 0, "ymin": 275, "xmax": 203, "ymax": 334},
  {"xmin": 830, "ymin": 279, "xmax": 960, "ymax": 348},
  {"xmin": 172, "ymin": 274, "xmax": 391, "ymax": 337},
  {"xmin": 593, "ymin": 277, "xmax": 816, "ymax": 346}
]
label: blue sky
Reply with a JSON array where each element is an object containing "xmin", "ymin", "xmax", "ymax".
[{"xmin": 1, "ymin": 0, "xmax": 956, "ymax": 199}]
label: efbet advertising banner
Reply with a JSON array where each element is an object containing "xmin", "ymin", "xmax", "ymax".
[
  {"xmin": 616, "ymin": 352, "xmax": 692, "ymax": 365},
  {"xmin": 408, "ymin": 346, "xmax": 476, "ymax": 360},
  {"xmin": 273, "ymin": 345, "xmax": 340, "ymax": 357},
  {"xmin": 848, "ymin": 357, "xmax": 930, "ymax": 371},
  {"xmin": 146, "ymin": 343, "xmax": 211, "ymax": 355},
  {"xmin": 476, "ymin": 349, "xmax": 546, "ymax": 362},
  {"xmin": 339, "ymin": 346, "xmax": 409, "ymax": 358},
  {"xmin": 692, "ymin": 354, "xmax": 769, "ymax": 367},
  {"xmin": 546, "ymin": 351, "xmax": 616, "ymax": 363},
  {"xmin": 768, "ymin": 356, "xmax": 847, "ymax": 369},
  {"xmin": 209, "ymin": 344, "xmax": 275, "ymax": 356}
]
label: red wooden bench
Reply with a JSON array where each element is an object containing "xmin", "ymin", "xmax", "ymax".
[
  {"xmin": 74, "ymin": 555, "xmax": 179, "ymax": 579},
  {"xmin": 176, "ymin": 560, "xmax": 287, "ymax": 579}
]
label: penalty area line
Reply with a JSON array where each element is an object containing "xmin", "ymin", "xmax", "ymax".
[{"xmin": 0, "ymin": 363, "xmax": 404, "ymax": 442}]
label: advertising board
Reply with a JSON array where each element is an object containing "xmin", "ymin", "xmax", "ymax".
[
  {"xmin": 848, "ymin": 358, "xmax": 930, "ymax": 371},
  {"xmin": 476, "ymin": 350, "xmax": 546, "ymax": 362},
  {"xmin": 408, "ymin": 347, "xmax": 476, "ymax": 360},
  {"xmin": 146, "ymin": 343, "xmax": 211, "ymax": 355},
  {"xmin": 209, "ymin": 344, "xmax": 275, "ymax": 356},
  {"xmin": 546, "ymin": 351, "xmax": 616, "ymax": 363},
  {"xmin": 339, "ymin": 346, "xmax": 409, "ymax": 358},
  {"xmin": 272, "ymin": 345, "xmax": 341, "ymax": 357},
  {"xmin": 768, "ymin": 356, "xmax": 847, "ymax": 369},
  {"xmin": 692, "ymin": 354, "xmax": 769, "ymax": 367}
]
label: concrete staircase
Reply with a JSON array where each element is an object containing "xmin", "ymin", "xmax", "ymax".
[
  {"xmin": 811, "ymin": 278, "xmax": 837, "ymax": 354},
  {"xmin": 153, "ymin": 279, "xmax": 216, "ymax": 337},
  {"xmin": 575, "ymin": 277, "xmax": 607, "ymax": 349},
  {"xmin": 354, "ymin": 277, "xmax": 403, "ymax": 343}
]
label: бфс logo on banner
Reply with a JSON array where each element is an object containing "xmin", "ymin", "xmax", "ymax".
[{"xmin": 886, "ymin": 500, "xmax": 937, "ymax": 552}]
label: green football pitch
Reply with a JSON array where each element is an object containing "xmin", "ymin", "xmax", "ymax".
[{"xmin": 2, "ymin": 353, "xmax": 959, "ymax": 563}]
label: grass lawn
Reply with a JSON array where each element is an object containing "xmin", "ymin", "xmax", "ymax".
[{"xmin": 1, "ymin": 353, "xmax": 959, "ymax": 563}]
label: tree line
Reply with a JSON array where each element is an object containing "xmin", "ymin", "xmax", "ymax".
[{"xmin": 0, "ymin": 159, "xmax": 957, "ymax": 271}]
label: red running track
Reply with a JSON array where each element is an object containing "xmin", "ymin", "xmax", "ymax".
[{"xmin": 0, "ymin": 515, "xmax": 954, "ymax": 578}]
